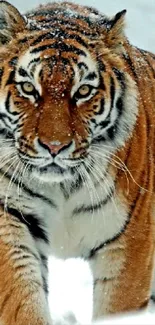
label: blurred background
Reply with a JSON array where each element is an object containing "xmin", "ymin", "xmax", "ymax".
[{"xmin": 7, "ymin": 0, "xmax": 155, "ymax": 323}]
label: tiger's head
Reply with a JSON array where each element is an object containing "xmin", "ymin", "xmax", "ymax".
[{"xmin": 0, "ymin": 1, "xmax": 137, "ymax": 184}]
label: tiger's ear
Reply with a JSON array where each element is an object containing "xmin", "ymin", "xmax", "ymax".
[
  {"xmin": 0, "ymin": 1, "xmax": 26, "ymax": 45},
  {"xmin": 105, "ymin": 10, "xmax": 127, "ymax": 51}
]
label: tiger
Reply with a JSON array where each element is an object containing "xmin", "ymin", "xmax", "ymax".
[{"xmin": 0, "ymin": 0, "xmax": 154, "ymax": 324}]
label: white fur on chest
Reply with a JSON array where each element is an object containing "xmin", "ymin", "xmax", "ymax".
[
  {"xmin": 40, "ymin": 181, "xmax": 128, "ymax": 259},
  {"xmin": 1, "ymin": 175, "xmax": 128, "ymax": 260}
]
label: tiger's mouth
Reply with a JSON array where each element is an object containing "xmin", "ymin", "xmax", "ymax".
[
  {"xmin": 18, "ymin": 152, "xmax": 83, "ymax": 183},
  {"xmin": 30, "ymin": 160, "xmax": 77, "ymax": 183},
  {"xmin": 37, "ymin": 162, "xmax": 68, "ymax": 174}
]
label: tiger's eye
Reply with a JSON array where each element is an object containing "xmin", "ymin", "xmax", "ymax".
[
  {"xmin": 78, "ymin": 85, "xmax": 91, "ymax": 97},
  {"xmin": 22, "ymin": 82, "xmax": 35, "ymax": 94}
]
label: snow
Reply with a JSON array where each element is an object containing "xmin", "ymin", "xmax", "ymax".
[
  {"xmin": 9, "ymin": 0, "xmax": 155, "ymax": 324},
  {"xmin": 94, "ymin": 311, "xmax": 155, "ymax": 325},
  {"xmin": 48, "ymin": 257, "xmax": 93, "ymax": 323}
]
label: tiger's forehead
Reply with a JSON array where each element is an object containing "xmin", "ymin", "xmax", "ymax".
[{"xmin": 15, "ymin": 46, "xmax": 99, "ymax": 92}]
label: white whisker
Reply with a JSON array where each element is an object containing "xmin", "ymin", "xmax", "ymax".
[
  {"xmin": 78, "ymin": 164, "xmax": 96, "ymax": 220},
  {"xmin": 91, "ymin": 144, "xmax": 148, "ymax": 193},
  {"xmin": 89, "ymin": 149, "xmax": 130, "ymax": 196},
  {"xmin": 0, "ymin": 153, "xmax": 17, "ymax": 175},
  {"xmin": 87, "ymin": 155, "xmax": 121, "ymax": 217},
  {"xmin": 4, "ymin": 159, "xmax": 21, "ymax": 213}
]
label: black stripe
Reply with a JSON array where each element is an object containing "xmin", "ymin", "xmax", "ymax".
[
  {"xmin": 116, "ymin": 97, "xmax": 123, "ymax": 117},
  {"xmin": 31, "ymin": 31, "xmax": 88, "ymax": 49},
  {"xmin": 30, "ymin": 32, "xmax": 54, "ymax": 46},
  {"xmin": 18, "ymin": 36, "xmax": 30, "ymax": 44},
  {"xmin": 40, "ymin": 254, "xmax": 48, "ymax": 294},
  {"xmin": 93, "ymin": 134, "xmax": 106, "ymax": 143},
  {"xmin": 31, "ymin": 42, "xmax": 86, "ymax": 56},
  {"xmin": 0, "ymin": 112, "xmax": 12, "ymax": 124},
  {"xmin": 88, "ymin": 214, "xmax": 130, "ymax": 258},
  {"xmin": 88, "ymin": 180, "xmax": 144, "ymax": 259},
  {"xmin": 91, "ymin": 118, "xmax": 97, "ymax": 126},
  {"xmin": 85, "ymin": 72, "xmax": 97, "ymax": 81},
  {"xmin": 28, "ymin": 57, "xmax": 41, "ymax": 68},
  {"xmin": 98, "ymin": 59, "xmax": 106, "ymax": 72},
  {"xmin": 26, "ymin": 14, "xmax": 99, "ymax": 37},
  {"xmin": 61, "ymin": 57, "xmax": 71, "ymax": 66},
  {"xmin": 96, "ymin": 98, "xmax": 105, "ymax": 115},
  {"xmin": 0, "ymin": 67, "xmax": 4, "ymax": 85},
  {"xmin": 42, "ymin": 275, "xmax": 48, "ymax": 294},
  {"xmin": 78, "ymin": 62, "xmax": 88, "ymax": 70},
  {"xmin": 107, "ymin": 125, "xmax": 117, "ymax": 140},
  {"xmin": 18, "ymin": 244, "xmax": 40, "ymax": 261},
  {"xmin": 40, "ymin": 254, "xmax": 48, "ymax": 268},
  {"xmin": 112, "ymin": 69, "xmax": 125, "ymax": 118},
  {"xmin": 72, "ymin": 188, "xmax": 114, "ymax": 217},
  {"xmin": 65, "ymin": 25, "xmax": 98, "ymax": 38},
  {"xmin": 60, "ymin": 173, "xmax": 83, "ymax": 198},
  {"xmin": 0, "ymin": 128, "xmax": 13, "ymax": 139},
  {"xmin": 64, "ymin": 33, "xmax": 88, "ymax": 48},
  {"xmin": 29, "ymin": 9, "xmax": 96, "ymax": 28},
  {"xmin": 112, "ymin": 68, "xmax": 125, "ymax": 89},
  {"xmin": 18, "ymin": 67, "xmax": 29, "ymax": 78},
  {"xmin": 95, "ymin": 83, "xmax": 117, "ymax": 139},
  {"xmin": 103, "ymin": 97, "xmax": 124, "ymax": 139},
  {"xmin": 123, "ymin": 52, "xmax": 138, "ymax": 80},
  {"xmin": 0, "ymin": 169, "xmax": 57, "ymax": 209},
  {"xmin": 2, "ymin": 205, "xmax": 49, "ymax": 243},
  {"xmin": 110, "ymin": 76, "xmax": 115, "ymax": 109},
  {"xmin": 99, "ymin": 117, "xmax": 111, "ymax": 129},
  {"xmin": 5, "ymin": 70, "xmax": 15, "ymax": 86},
  {"xmin": 104, "ymin": 72, "xmax": 125, "ymax": 139},
  {"xmin": 5, "ymin": 91, "xmax": 11, "ymax": 112}
]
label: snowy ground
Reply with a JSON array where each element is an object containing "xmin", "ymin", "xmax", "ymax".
[{"xmin": 9, "ymin": 0, "xmax": 155, "ymax": 323}]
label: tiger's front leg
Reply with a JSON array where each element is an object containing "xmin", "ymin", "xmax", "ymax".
[
  {"xmin": 89, "ymin": 235, "xmax": 154, "ymax": 320},
  {"xmin": 0, "ymin": 210, "xmax": 52, "ymax": 325}
]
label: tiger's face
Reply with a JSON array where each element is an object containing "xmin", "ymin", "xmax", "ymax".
[{"xmin": 0, "ymin": 1, "xmax": 137, "ymax": 184}]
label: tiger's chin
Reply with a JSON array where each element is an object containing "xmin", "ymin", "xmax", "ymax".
[{"xmin": 32, "ymin": 165, "xmax": 73, "ymax": 184}]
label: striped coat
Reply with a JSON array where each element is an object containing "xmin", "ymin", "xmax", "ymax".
[{"xmin": 0, "ymin": 1, "xmax": 154, "ymax": 324}]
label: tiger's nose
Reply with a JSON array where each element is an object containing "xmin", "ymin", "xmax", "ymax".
[{"xmin": 40, "ymin": 140, "xmax": 71, "ymax": 155}]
